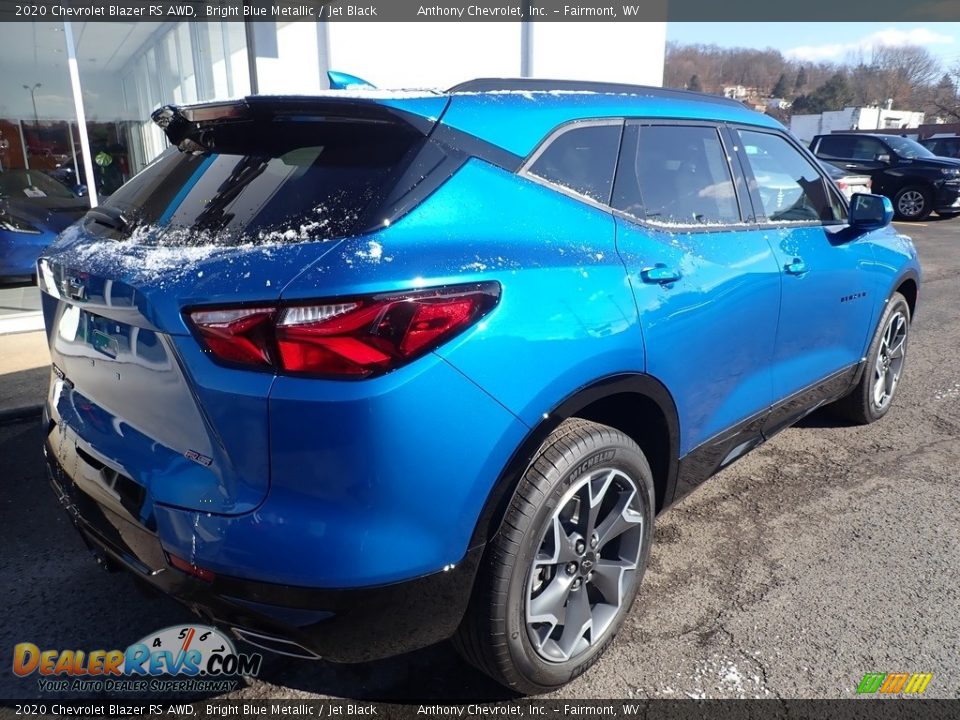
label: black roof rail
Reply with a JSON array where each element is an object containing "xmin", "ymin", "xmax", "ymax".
[{"xmin": 446, "ymin": 78, "xmax": 745, "ymax": 107}]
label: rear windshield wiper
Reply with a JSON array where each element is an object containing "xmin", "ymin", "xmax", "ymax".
[{"xmin": 86, "ymin": 206, "xmax": 129, "ymax": 233}]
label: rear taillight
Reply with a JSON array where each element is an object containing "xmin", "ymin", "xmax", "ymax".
[{"xmin": 187, "ymin": 282, "xmax": 500, "ymax": 379}]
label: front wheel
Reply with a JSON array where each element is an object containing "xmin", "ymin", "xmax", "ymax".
[
  {"xmin": 454, "ymin": 419, "xmax": 655, "ymax": 694},
  {"xmin": 833, "ymin": 292, "xmax": 911, "ymax": 424},
  {"xmin": 893, "ymin": 186, "xmax": 932, "ymax": 221}
]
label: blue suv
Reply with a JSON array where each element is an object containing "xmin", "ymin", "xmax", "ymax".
[{"xmin": 38, "ymin": 78, "xmax": 920, "ymax": 694}]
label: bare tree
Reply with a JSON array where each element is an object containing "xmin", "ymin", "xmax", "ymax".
[{"xmin": 868, "ymin": 45, "xmax": 942, "ymax": 108}]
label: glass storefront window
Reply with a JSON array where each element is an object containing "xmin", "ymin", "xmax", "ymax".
[
  {"xmin": 75, "ymin": 21, "xmax": 252, "ymax": 181},
  {"xmin": 0, "ymin": 21, "xmax": 83, "ymax": 319}
]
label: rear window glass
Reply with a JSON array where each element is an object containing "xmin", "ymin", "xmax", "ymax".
[
  {"xmin": 613, "ymin": 124, "xmax": 740, "ymax": 225},
  {"xmin": 527, "ymin": 123, "xmax": 622, "ymax": 204},
  {"xmin": 88, "ymin": 118, "xmax": 430, "ymax": 244}
]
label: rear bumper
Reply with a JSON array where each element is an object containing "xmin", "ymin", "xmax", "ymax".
[{"xmin": 45, "ymin": 441, "xmax": 482, "ymax": 662}]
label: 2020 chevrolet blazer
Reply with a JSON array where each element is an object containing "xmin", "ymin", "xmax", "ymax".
[{"xmin": 38, "ymin": 77, "xmax": 920, "ymax": 694}]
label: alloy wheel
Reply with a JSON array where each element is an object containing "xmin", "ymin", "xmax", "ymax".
[
  {"xmin": 897, "ymin": 190, "xmax": 926, "ymax": 218},
  {"xmin": 873, "ymin": 310, "xmax": 907, "ymax": 411},
  {"xmin": 525, "ymin": 468, "xmax": 645, "ymax": 663}
]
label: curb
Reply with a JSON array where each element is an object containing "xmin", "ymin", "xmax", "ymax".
[{"xmin": 0, "ymin": 404, "xmax": 43, "ymax": 426}]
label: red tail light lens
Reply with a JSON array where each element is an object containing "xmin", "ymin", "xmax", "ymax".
[
  {"xmin": 187, "ymin": 282, "xmax": 500, "ymax": 379},
  {"xmin": 188, "ymin": 307, "xmax": 276, "ymax": 368}
]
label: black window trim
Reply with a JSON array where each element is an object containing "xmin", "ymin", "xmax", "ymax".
[
  {"xmin": 730, "ymin": 124, "xmax": 849, "ymax": 230},
  {"xmin": 520, "ymin": 117, "xmax": 849, "ymax": 235},
  {"xmin": 518, "ymin": 117, "xmax": 625, "ymax": 211},
  {"xmin": 521, "ymin": 116, "xmax": 763, "ymax": 235}
]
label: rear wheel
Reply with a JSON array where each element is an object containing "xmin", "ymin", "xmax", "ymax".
[
  {"xmin": 893, "ymin": 186, "xmax": 932, "ymax": 221},
  {"xmin": 454, "ymin": 419, "xmax": 654, "ymax": 694},
  {"xmin": 833, "ymin": 292, "xmax": 910, "ymax": 424}
]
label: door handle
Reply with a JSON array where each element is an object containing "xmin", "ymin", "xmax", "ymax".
[
  {"xmin": 784, "ymin": 258, "xmax": 808, "ymax": 276},
  {"xmin": 641, "ymin": 264, "xmax": 681, "ymax": 285},
  {"xmin": 844, "ymin": 164, "xmax": 858, "ymax": 169}
]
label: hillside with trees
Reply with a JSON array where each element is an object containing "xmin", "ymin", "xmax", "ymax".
[{"xmin": 664, "ymin": 41, "xmax": 960, "ymax": 121}]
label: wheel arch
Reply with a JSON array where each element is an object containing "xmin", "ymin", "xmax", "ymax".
[
  {"xmin": 468, "ymin": 373, "xmax": 680, "ymax": 549},
  {"xmin": 894, "ymin": 272, "xmax": 919, "ymax": 320}
]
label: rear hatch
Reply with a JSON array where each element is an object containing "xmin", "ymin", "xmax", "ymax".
[{"xmin": 40, "ymin": 93, "xmax": 449, "ymax": 524}]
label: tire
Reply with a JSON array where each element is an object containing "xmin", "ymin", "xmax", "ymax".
[
  {"xmin": 454, "ymin": 418, "xmax": 655, "ymax": 694},
  {"xmin": 832, "ymin": 292, "xmax": 911, "ymax": 425},
  {"xmin": 892, "ymin": 186, "xmax": 932, "ymax": 221}
]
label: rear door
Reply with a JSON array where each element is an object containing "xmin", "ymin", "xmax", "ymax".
[
  {"xmin": 732, "ymin": 127, "xmax": 877, "ymax": 431},
  {"xmin": 613, "ymin": 121, "xmax": 781, "ymax": 468}
]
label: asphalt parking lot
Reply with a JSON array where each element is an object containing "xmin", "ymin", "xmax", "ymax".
[{"xmin": 1, "ymin": 216, "xmax": 959, "ymax": 702}]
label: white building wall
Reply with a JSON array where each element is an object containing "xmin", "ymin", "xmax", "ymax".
[
  {"xmin": 320, "ymin": 22, "xmax": 666, "ymax": 91},
  {"xmin": 528, "ymin": 23, "xmax": 666, "ymax": 86},
  {"xmin": 326, "ymin": 23, "xmax": 523, "ymax": 90},
  {"xmin": 791, "ymin": 107, "xmax": 926, "ymax": 142}
]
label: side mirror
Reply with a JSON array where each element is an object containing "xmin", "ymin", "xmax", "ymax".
[
  {"xmin": 876, "ymin": 153, "xmax": 891, "ymax": 164},
  {"xmin": 849, "ymin": 193, "xmax": 893, "ymax": 230}
]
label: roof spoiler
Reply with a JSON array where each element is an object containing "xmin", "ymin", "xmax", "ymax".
[
  {"xmin": 151, "ymin": 101, "xmax": 251, "ymax": 151},
  {"xmin": 151, "ymin": 95, "xmax": 442, "ymax": 153}
]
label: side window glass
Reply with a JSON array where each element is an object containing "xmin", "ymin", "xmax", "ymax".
[
  {"xmin": 816, "ymin": 136, "xmax": 852, "ymax": 159},
  {"xmin": 738, "ymin": 129, "xmax": 841, "ymax": 223},
  {"xmin": 612, "ymin": 124, "xmax": 740, "ymax": 226},
  {"xmin": 851, "ymin": 138, "xmax": 885, "ymax": 161},
  {"xmin": 527, "ymin": 123, "xmax": 622, "ymax": 204}
]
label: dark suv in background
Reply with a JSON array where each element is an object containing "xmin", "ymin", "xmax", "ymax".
[
  {"xmin": 920, "ymin": 135, "xmax": 960, "ymax": 160},
  {"xmin": 811, "ymin": 132, "xmax": 960, "ymax": 220}
]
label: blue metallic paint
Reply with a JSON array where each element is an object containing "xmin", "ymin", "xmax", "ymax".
[{"xmin": 0, "ymin": 227, "xmax": 57, "ymax": 278}]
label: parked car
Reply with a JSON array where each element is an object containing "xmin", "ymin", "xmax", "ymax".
[
  {"xmin": 0, "ymin": 169, "xmax": 87, "ymax": 281},
  {"xmin": 822, "ymin": 162, "xmax": 872, "ymax": 200},
  {"xmin": 38, "ymin": 78, "xmax": 920, "ymax": 694},
  {"xmin": 810, "ymin": 132, "xmax": 960, "ymax": 220},
  {"xmin": 919, "ymin": 134, "xmax": 960, "ymax": 160}
]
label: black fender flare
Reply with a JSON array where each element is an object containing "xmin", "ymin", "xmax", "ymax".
[
  {"xmin": 467, "ymin": 372, "xmax": 680, "ymax": 550},
  {"xmin": 888, "ymin": 267, "xmax": 920, "ymax": 320}
]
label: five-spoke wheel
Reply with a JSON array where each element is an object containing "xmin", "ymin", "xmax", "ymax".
[
  {"xmin": 526, "ymin": 468, "xmax": 644, "ymax": 663},
  {"xmin": 454, "ymin": 418, "xmax": 654, "ymax": 694}
]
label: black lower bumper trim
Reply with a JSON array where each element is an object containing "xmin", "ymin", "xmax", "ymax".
[{"xmin": 46, "ymin": 445, "xmax": 483, "ymax": 663}]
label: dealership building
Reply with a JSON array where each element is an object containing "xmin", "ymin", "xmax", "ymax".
[{"xmin": 0, "ymin": 19, "xmax": 665, "ymax": 325}]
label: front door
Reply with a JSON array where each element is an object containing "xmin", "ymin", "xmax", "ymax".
[{"xmin": 733, "ymin": 127, "xmax": 878, "ymax": 425}]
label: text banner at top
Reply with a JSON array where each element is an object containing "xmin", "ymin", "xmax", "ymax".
[{"xmin": 1, "ymin": 0, "xmax": 959, "ymax": 22}]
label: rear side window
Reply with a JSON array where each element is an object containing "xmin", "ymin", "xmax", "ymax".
[
  {"xmin": 738, "ymin": 129, "xmax": 841, "ymax": 223},
  {"xmin": 527, "ymin": 123, "xmax": 622, "ymax": 204},
  {"xmin": 815, "ymin": 135, "xmax": 854, "ymax": 159},
  {"xmin": 89, "ymin": 118, "xmax": 434, "ymax": 244},
  {"xmin": 612, "ymin": 124, "xmax": 740, "ymax": 226}
]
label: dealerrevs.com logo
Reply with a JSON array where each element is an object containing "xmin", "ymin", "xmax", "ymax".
[{"xmin": 13, "ymin": 625, "xmax": 262, "ymax": 693}]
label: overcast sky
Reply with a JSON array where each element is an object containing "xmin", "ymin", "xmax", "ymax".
[{"xmin": 668, "ymin": 23, "xmax": 960, "ymax": 68}]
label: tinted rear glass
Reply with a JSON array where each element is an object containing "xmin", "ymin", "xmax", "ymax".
[
  {"xmin": 87, "ymin": 118, "xmax": 429, "ymax": 244},
  {"xmin": 528, "ymin": 123, "xmax": 622, "ymax": 204},
  {"xmin": 815, "ymin": 136, "xmax": 854, "ymax": 159},
  {"xmin": 613, "ymin": 124, "xmax": 740, "ymax": 225}
]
